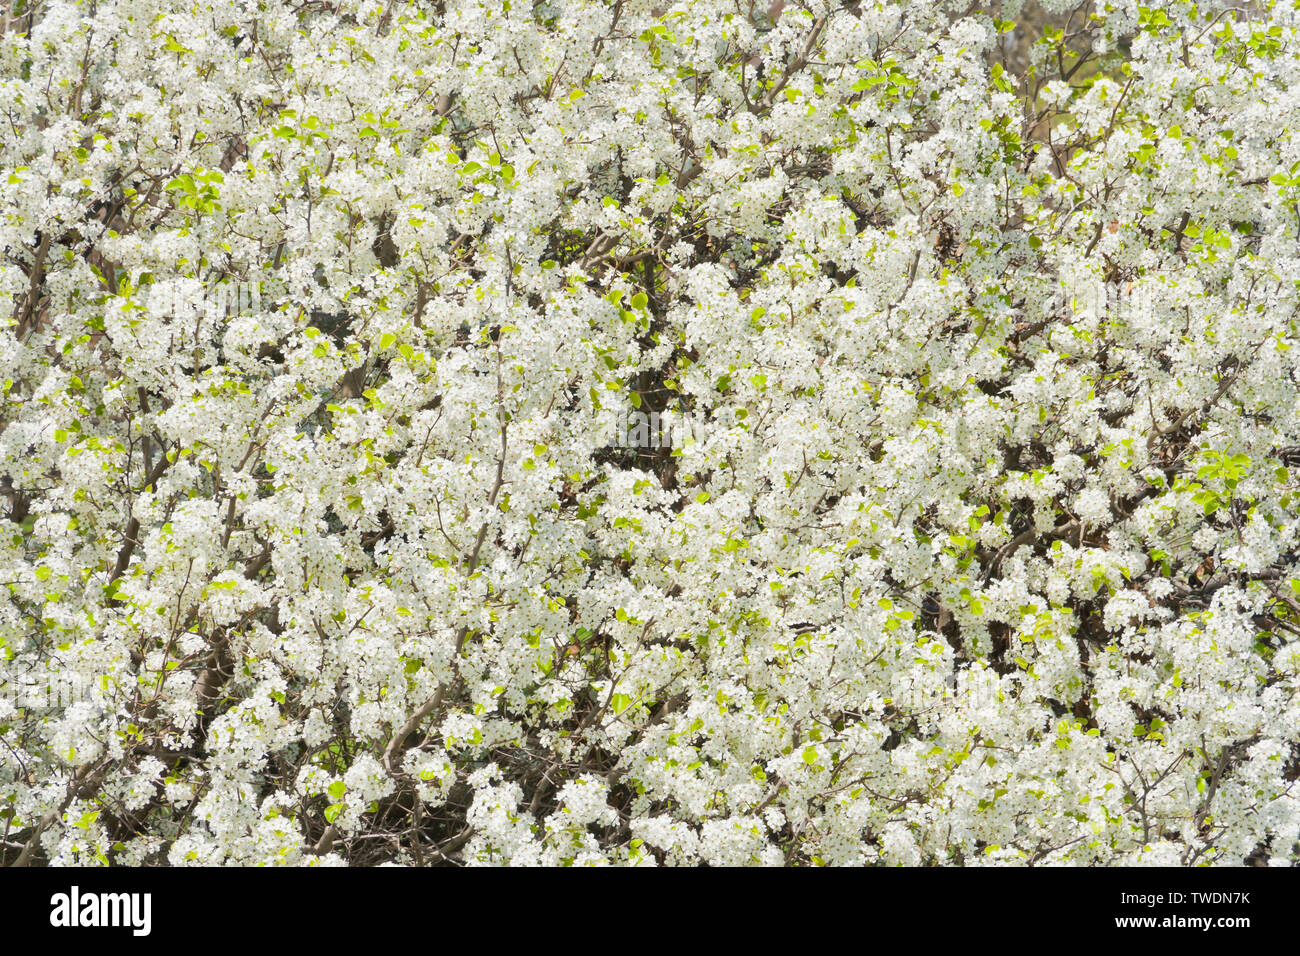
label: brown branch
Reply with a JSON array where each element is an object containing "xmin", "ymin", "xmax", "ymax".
[
  {"xmin": 106, "ymin": 450, "xmax": 175, "ymax": 603},
  {"xmin": 749, "ymin": 13, "xmax": 828, "ymax": 114}
]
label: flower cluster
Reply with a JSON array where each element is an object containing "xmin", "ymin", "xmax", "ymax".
[{"xmin": 2, "ymin": 0, "xmax": 1299, "ymax": 866}]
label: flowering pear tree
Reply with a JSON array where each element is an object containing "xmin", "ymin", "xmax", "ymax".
[{"xmin": 2, "ymin": 0, "xmax": 1300, "ymax": 866}]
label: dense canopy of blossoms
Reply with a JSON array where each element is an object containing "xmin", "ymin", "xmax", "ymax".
[{"xmin": 3, "ymin": 0, "xmax": 1300, "ymax": 866}]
